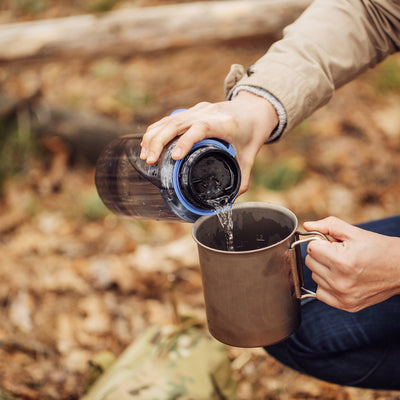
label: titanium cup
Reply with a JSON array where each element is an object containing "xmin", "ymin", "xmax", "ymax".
[{"xmin": 192, "ymin": 202, "xmax": 327, "ymax": 348}]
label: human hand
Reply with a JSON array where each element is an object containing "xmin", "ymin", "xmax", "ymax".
[
  {"xmin": 140, "ymin": 91, "xmax": 279, "ymax": 194},
  {"xmin": 304, "ymin": 216, "xmax": 400, "ymax": 312}
]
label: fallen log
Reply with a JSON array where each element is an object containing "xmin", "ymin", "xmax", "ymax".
[
  {"xmin": 0, "ymin": 0, "xmax": 311, "ymax": 63},
  {"xmin": 0, "ymin": 93, "xmax": 142, "ymax": 162},
  {"xmin": 32, "ymin": 103, "xmax": 141, "ymax": 162}
]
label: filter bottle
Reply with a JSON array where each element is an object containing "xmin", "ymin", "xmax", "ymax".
[{"xmin": 95, "ymin": 135, "xmax": 241, "ymax": 222}]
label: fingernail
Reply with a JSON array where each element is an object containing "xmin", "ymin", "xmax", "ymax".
[
  {"xmin": 172, "ymin": 147, "xmax": 182, "ymax": 159},
  {"xmin": 140, "ymin": 147, "xmax": 147, "ymax": 159},
  {"xmin": 147, "ymin": 152, "xmax": 156, "ymax": 163}
]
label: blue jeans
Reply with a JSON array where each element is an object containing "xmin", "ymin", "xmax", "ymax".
[{"xmin": 265, "ymin": 215, "xmax": 400, "ymax": 390}]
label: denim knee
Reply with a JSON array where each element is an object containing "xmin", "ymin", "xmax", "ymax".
[{"xmin": 264, "ymin": 298, "xmax": 400, "ymax": 389}]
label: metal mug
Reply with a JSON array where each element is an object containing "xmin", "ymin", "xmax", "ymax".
[{"xmin": 192, "ymin": 202, "xmax": 327, "ymax": 348}]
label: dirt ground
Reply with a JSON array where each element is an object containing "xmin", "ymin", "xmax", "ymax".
[{"xmin": 0, "ymin": 2, "xmax": 400, "ymax": 399}]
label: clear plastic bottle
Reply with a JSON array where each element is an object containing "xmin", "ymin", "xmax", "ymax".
[{"xmin": 95, "ymin": 134, "xmax": 241, "ymax": 222}]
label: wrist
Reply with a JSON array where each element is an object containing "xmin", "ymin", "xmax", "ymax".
[
  {"xmin": 391, "ymin": 237, "xmax": 400, "ymax": 295},
  {"xmin": 234, "ymin": 90, "xmax": 279, "ymax": 143},
  {"xmin": 378, "ymin": 235, "xmax": 400, "ymax": 297}
]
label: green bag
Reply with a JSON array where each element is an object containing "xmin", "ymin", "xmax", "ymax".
[{"xmin": 82, "ymin": 321, "xmax": 237, "ymax": 400}]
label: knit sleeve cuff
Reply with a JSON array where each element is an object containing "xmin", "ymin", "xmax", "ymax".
[{"xmin": 230, "ymin": 85, "xmax": 287, "ymax": 143}]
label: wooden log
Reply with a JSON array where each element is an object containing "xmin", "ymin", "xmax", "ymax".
[
  {"xmin": 32, "ymin": 103, "xmax": 142, "ymax": 162},
  {"xmin": 0, "ymin": 0, "xmax": 311, "ymax": 63},
  {"xmin": 0, "ymin": 93, "xmax": 142, "ymax": 162}
]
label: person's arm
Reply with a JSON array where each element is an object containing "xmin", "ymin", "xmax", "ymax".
[
  {"xmin": 141, "ymin": 0, "xmax": 400, "ymax": 191},
  {"xmin": 228, "ymin": 0, "xmax": 400, "ymax": 139},
  {"xmin": 304, "ymin": 217, "xmax": 400, "ymax": 312}
]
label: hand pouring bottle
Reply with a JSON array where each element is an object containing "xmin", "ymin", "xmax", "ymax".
[{"xmin": 95, "ymin": 135, "xmax": 241, "ymax": 222}]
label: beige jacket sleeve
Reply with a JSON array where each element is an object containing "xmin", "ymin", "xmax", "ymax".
[{"xmin": 226, "ymin": 0, "xmax": 400, "ymax": 139}]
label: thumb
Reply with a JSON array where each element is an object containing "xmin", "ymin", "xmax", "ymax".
[
  {"xmin": 238, "ymin": 167, "xmax": 250, "ymax": 195},
  {"xmin": 303, "ymin": 216, "xmax": 355, "ymax": 242},
  {"xmin": 235, "ymin": 153, "xmax": 255, "ymax": 195}
]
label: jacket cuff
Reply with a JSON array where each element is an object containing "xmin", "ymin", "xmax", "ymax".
[{"xmin": 229, "ymin": 85, "xmax": 287, "ymax": 143}]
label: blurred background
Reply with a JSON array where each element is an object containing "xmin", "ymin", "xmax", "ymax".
[{"xmin": 0, "ymin": 1, "xmax": 399, "ymax": 399}]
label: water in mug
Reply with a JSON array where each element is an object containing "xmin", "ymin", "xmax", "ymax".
[
  {"xmin": 213, "ymin": 205, "xmax": 270, "ymax": 251},
  {"xmin": 208, "ymin": 197, "xmax": 235, "ymax": 251},
  {"xmin": 204, "ymin": 201, "xmax": 292, "ymax": 252},
  {"xmin": 214, "ymin": 203, "xmax": 234, "ymax": 251}
]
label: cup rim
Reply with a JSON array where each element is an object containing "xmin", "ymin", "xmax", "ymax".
[{"xmin": 192, "ymin": 201, "xmax": 298, "ymax": 254}]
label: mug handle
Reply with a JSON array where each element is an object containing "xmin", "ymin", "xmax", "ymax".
[{"xmin": 289, "ymin": 231, "xmax": 329, "ymax": 300}]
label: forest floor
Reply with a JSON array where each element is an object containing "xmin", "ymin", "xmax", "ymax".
[{"xmin": 0, "ymin": 1, "xmax": 400, "ymax": 399}]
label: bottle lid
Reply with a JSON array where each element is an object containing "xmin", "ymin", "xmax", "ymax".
[{"xmin": 178, "ymin": 146, "xmax": 241, "ymax": 210}]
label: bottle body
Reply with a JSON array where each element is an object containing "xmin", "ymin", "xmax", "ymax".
[{"xmin": 95, "ymin": 135, "xmax": 241, "ymax": 222}]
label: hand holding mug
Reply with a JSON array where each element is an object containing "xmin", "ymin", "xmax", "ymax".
[{"xmin": 304, "ymin": 216, "xmax": 400, "ymax": 312}]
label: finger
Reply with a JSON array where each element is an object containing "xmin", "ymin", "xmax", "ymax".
[
  {"xmin": 141, "ymin": 115, "xmax": 173, "ymax": 155},
  {"xmin": 307, "ymin": 239, "xmax": 346, "ymax": 270},
  {"xmin": 141, "ymin": 103, "xmax": 213, "ymax": 162},
  {"xmin": 303, "ymin": 216, "xmax": 355, "ymax": 242},
  {"xmin": 146, "ymin": 114, "xmax": 174, "ymax": 131},
  {"xmin": 315, "ymin": 287, "xmax": 343, "ymax": 310},
  {"xmin": 237, "ymin": 171, "xmax": 250, "ymax": 195},
  {"xmin": 171, "ymin": 121, "xmax": 210, "ymax": 160},
  {"xmin": 142, "ymin": 117, "xmax": 190, "ymax": 163},
  {"xmin": 233, "ymin": 154, "xmax": 252, "ymax": 195},
  {"xmin": 311, "ymin": 270, "xmax": 331, "ymax": 291},
  {"xmin": 305, "ymin": 252, "xmax": 330, "ymax": 271}
]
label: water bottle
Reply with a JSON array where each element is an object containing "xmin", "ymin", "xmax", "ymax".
[{"xmin": 95, "ymin": 134, "xmax": 241, "ymax": 222}]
